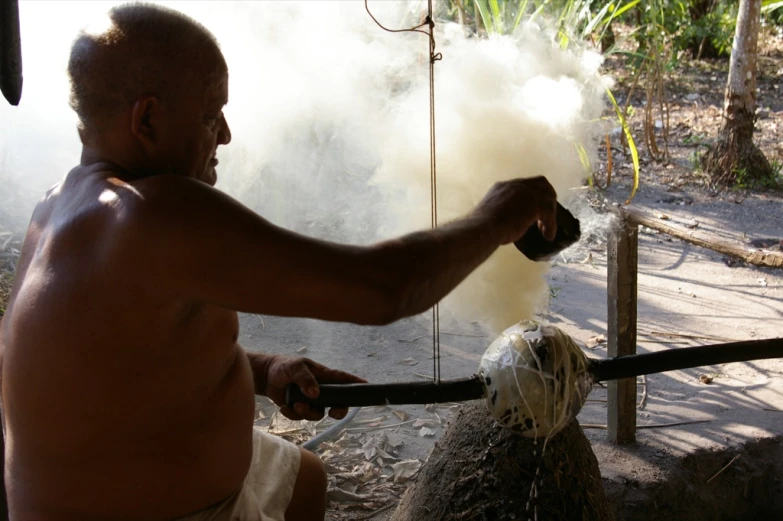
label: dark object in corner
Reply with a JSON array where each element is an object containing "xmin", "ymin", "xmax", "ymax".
[
  {"xmin": 514, "ymin": 202, "xmax": 581, "ymax": 261},
  {"xmin": 1, "ymin": 0, "xmax": 23, "ymax": 106}
]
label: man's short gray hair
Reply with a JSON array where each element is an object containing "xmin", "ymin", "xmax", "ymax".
[{"xmin": 68, "ymin": 2, "xmax": 224, "ymax": 134}]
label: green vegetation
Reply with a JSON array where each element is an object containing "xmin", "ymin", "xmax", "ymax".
[
  {"xmin": 442, "ymin": 0, "xmax": 782, "ymax": 194},
  {"xmin": 734, "ymin": 160, "xmax": 783, "ymax": 190},
  {"xmin": 0, "ymin": 272, "xmax": 12, "ymax": 316}
]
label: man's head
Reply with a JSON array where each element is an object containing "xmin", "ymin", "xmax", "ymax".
[{"xmin": 68, "ymin": 2, "xmax": 231, "ymax": 185}]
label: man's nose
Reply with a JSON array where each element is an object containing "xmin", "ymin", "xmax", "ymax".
[{"xmin": 218, "ymin": 115, "xmax": 232, "ymax": 145}]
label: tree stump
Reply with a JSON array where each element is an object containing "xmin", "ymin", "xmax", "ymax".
[{"xmin": 391, "ymin": 401, "xmax": 614, "ymax": 521}]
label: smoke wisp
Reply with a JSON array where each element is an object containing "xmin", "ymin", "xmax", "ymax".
[{"xmin": 0, "ymin": 1, "xmax": 610, "ymax": 333}]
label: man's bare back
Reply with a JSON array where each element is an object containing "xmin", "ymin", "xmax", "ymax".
[
  {"xmin": 2, "ymin": 166, "xmax": 255, "ymax": 519},
  {"xmin": 0, "ymin": 4, "xmax": 559, "ymax": 520}
]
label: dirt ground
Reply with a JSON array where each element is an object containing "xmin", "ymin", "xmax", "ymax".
[{"xmin": 1, "ymin": 26, "xmax": 781, "ymax": 521}]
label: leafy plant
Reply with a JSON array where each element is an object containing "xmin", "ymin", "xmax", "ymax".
[
  {"xmin": 762, "ymin": 0, "xmax": 783, "ymax": 24},
  {"xmin": 688, "ymin": 149, "xmax": 704, "ymax": 171},
  {"xmin": 683, "ymin": 133, "xmax": 709, "ymax": 147},
  {"xmin": 675, "ymin": 2, "xmax": 737, "ymax": 59},
  {"xmin": 733, "ymin": 161, "xmax": 782, "ymax": 190}
]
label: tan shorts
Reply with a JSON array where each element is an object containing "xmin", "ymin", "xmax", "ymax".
[{"xmin": 175, "ymin": 428, "xmax": 302, "ymax": 521}]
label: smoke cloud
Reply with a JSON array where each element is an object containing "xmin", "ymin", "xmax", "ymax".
[{"xmin": 0, "ymin": 1, "xmax": 609, "ymax": 333}]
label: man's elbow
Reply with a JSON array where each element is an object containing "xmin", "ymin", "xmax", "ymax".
[
  {"xmin": 366, "ymin": 282, "xmax": 425, "ymax": 326},
  {"xmin": 354, "ymin": 293, "xmax": 402, "ymax": 326},
  {"xmin": 348, "ymin": 283, "xmax": 412, "ymax": 327},
  {"xmin": 349, "ymin": 247, "xmax": 422, "ymax": 326}
]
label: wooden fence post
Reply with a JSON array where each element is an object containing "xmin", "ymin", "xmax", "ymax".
[{"xmin": 607, "ymin": 220, "xmax": 638, "ymax": 444}]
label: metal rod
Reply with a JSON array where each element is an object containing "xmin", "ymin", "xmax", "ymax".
[
  {"xmin": 286, "ymin": 376, "xmax": 485, "ymax": 409},
  {"xmin": 286, "ymin": 338, "xmax": 783, "ymax": 409},
  {"xmin": 1, "ymin": 0, "xmax": 23, "ymax": 106},
  {"xmin": 589, "ymin": 337, "xmax": 783, "ymax": 382}
]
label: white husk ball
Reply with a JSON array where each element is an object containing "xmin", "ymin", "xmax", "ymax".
[{"xmin": 478, "ymin": 320, "xmax": 592, "ymax": 438}]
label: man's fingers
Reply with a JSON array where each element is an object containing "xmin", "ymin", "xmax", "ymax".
[
  {"xmin": 289, "ymin": 361, "xmax": 321, "ymax": 399},
  {"xmin": 293, "ymin": 402, "xmax": 325, "ymax": 421},
  {"xmin": 538, "ymin": 217, "xmax": 557, "ymax": 242},
  {"xmin": 329, "ymin": 407, "xmax": 349, "ymax": 420},
  {"xmin": 280, "ymin": 406, "xmax": 303, "ymax": 421},
  {"xmin": 304, "ymin": 360, "xmax": 367, "ymax": 385},
  {"xmin": 539, "ymin": 200, "xmax": 558, "ymax": 242}
]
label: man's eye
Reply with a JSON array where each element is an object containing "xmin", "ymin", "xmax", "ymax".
[{"xmin": 204, "ymin": 113, "xmax": 222, "ymax": 128}]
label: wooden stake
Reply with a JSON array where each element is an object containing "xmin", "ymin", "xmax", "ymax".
[{"xmin": 607, "ymin": 220, "xmax": 638, "ymax": 444}]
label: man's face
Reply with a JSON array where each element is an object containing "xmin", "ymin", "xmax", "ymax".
[{"xmin": 164, "ymin": 66, "xmax": 232, "ymax": 186}]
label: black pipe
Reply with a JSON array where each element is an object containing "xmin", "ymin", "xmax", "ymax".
[
  {"xmin": 588, "ymin": 337, "xmax": 783, "ymax": 382},
  {"xmin": 286, "ymin": 338, "xmax": 783, "ymax": 409},
  {"xmin": 1, "ymin": 0, "xmax": 23, "ymax": 106},
  {"xmin": 286, "ymin": 376, "xmax": 485, "ymax": 408}
]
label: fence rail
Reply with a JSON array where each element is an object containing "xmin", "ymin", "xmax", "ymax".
[{"xmin": 606, "ymin": 206, "xmax": 783, "ymax": 444}]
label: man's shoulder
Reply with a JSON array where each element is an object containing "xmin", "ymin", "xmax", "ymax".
[
  {"xmin": 93, "ymin": 174, "xmax": 233, "ymax": 256},
  {"xmin": 116, "ymin": 174, "xmax": 223, "ymax": 218},
  {"xmin": 54, "ymin": 172, "xmax": 211, "ymax": 233},
  {"xmin": 40, "ymin": 171, "xmax": 191, "ymax": 256}
]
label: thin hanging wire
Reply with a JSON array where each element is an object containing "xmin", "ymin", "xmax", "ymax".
[{"xmin": 365, "ymin": 0, "xmax": 442, "ymax": 383}]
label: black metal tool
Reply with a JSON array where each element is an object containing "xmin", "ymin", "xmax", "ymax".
[
  {"xmin": 1, "ymin": 0, "xmax": 23, "ymax": 106},
  {"xmin": 514, "ymin": 202, "xmax": 581, "ymax": 261},
  {"xmin": 286, "ymin": 337, "xmax": 783, "ymax": 409}
]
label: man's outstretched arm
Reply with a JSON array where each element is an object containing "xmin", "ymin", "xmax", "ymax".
[{"xmin": 114, "ymin": 174, "xmax": 557, "ymax": 325}]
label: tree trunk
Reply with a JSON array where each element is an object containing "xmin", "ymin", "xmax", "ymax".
[
  {"xmin": 390, "ymin": 401, "xmax": 614, "ymax": 521},
  {"xmin": 703, "ymin": 0, "xmax": 772, "ymax": 186}
]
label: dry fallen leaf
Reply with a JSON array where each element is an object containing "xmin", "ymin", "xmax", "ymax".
[
  {"xmin": 327, "ymin": 487, "xmax": 372, "ymax": 503},
  {"xmin": 392, "ymin": 410, "xmax": 409, "ymax": 421},
  {"xmin": 585, "ymin": 334, "xmax": 607, "ymax": 349},
  {"xmin": 699, "ymin": 375, "xmax": 713, "ymax": 384},
  {"xmin": 392, "ymin": 459, "xmax": 421, "ymax": 483},
  {"xmin": 399, "ymin": 357, "xmax": 419, "ymax": 366},
  {"xmin": 385, "ymin": 435, "xmax": 404, "ymax": 449},
  {"xmin": 268, "ymin": 410, "xmax": 303, "ymax": 434},
  {"xmin": 657, "ymin": 213, "xmax": 670, "ymax": 220},
  {"xmin": 419, "ymin": 427, "xmax": 435, "ymax": 437},
  {"xmin": 412, "ymin": 418, "xmax": 439, "ymax": 428}
]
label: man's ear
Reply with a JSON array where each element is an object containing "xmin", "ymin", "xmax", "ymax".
[{"xmin": 130, "ymin": 95, "xmax": 162, "ymax": 149}]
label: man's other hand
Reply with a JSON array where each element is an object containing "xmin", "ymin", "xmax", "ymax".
[
  {"xmin": 472, "ymin": 176, "xmax": 558, "ymax": 245},
  {"xmin": 263, "ymin": 355, "xmax": 366, "ymax": 421}
]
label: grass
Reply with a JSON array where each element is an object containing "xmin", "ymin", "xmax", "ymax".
[
  {"xmin": 0, "ymin": 272, "xmax": 12, "ymax": 317},
  {"xmin": 734, "ymin": 160, "xmax": 783, "ymax": 190},
  {"xmin": 683, "ymin": 133, "xmax": 710, "ymax": 147},
  {"xmin": 689, "ymin": 149, "xmax": 704, "ymax": 171}
]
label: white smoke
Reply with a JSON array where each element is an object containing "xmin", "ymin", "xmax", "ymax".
[{"xmin": 0, "ymin": 1, "xmax": 609, "ymax": 333}]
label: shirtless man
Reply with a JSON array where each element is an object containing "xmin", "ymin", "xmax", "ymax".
[{"xmin": 0, "ymin": 4, "xmax": 558, "ymax": 521}]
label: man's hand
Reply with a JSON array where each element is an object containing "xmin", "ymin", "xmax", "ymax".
[
  {"xmin": 472, "ymin": 176, "xmax": 558, "ymax": 245},
  {"xmin": 254, "ymin": 354, "xmax": 367, "ymax": 422}
]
